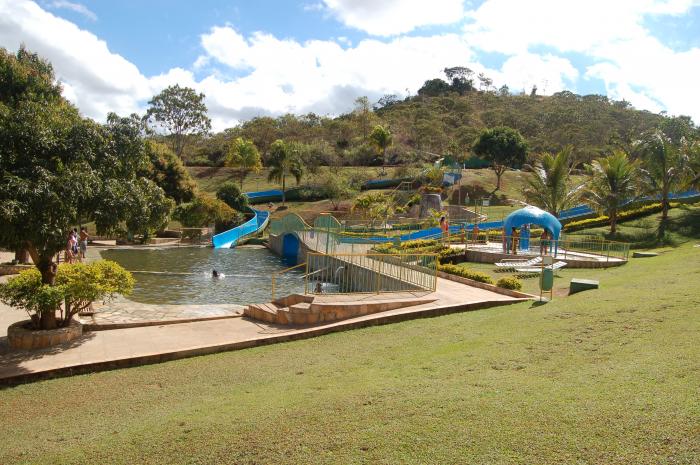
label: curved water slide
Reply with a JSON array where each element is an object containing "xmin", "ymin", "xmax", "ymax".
[{"xmin": 212, "ymin": 208, "xmax": 270, "ymax": 249}]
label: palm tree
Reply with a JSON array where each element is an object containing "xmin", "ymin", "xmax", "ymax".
[
  {"xmin": 225, "ymin": 137, "xmax": 262, "ymax": 191},
  {"xmin": 267, "ymin": 140, "xmax": 303, "ymax": 204},
  {"xmin": 369, "ymin": 125, "xmax": 392, "ymax": 175},
  {"xmin": 584, "ymin": 151, "xmax": 639, "ymax": 234},
  {"xmin": 636, "ymin": 130, "xmax": 691, "ymax": 224},
  {"xmin": 523, "ymin": 146, "xmax": 584, "ymax": 216}
]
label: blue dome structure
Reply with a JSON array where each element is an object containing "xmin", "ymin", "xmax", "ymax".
[{"xmin": 503, "ymin": 206, "xmax": 562, "ymax": 254}]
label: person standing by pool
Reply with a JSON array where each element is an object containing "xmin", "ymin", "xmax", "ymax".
[
  {"xmin": 65, "ymin": 230, "xmax": 77, "ymax": 263},
  {"xmin": 540, "ymin": 229, "xmax": 550, "ymax": 256},
  {"xmin": 79, "ymin": 227, "xmax": 89, "ymax": 260},
  {"xmin": 511, "ymin": 227, "xmax": 519, "ymax": 255},
  {"xmin": 439, "ymin": 216, "xmax": 449, "ymax": 243}
]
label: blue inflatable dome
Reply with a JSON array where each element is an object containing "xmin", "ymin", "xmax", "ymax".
[{"xmin": 503, "ymin": 206, "xmax": 562, "ymax": 240}]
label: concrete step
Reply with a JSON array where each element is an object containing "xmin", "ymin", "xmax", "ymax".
[
  {"xmin": 288, "ymin": 302, "xmax": 312, "ymax": 314},
  {"xmin": 245, "ymin": 302, "xmax": 281, "ymax": 323},
  {"xmin": 275, "ymin": 307, "xmax": 290, "ymax": 325},
  {"xmin": 570, "ymin": 278, "xmax": 599, "ymax": 294}
]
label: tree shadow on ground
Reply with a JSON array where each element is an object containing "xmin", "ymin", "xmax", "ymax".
[{"xmin": 0, "ymin": 329, "xmax": 96, "ymax": 388}]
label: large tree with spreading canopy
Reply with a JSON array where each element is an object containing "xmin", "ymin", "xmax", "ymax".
[{"xmin": 0, "ymin": 47, "xmax": 172, "ymax": 328}]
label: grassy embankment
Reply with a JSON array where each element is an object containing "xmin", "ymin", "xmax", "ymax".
[
  {"xmin": 187, "ymin": 165, "xmax": 543, "ymax": 223},
  {"xmin": 1, "ymin": 226, "xmax": 698, "ymax": 464}
]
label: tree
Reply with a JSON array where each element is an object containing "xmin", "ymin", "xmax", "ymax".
[
  {"xmin": 216, "ymin": 182, "xmax": 249, "ymax": 212},
  {"xmin": 318, "ymin": 174, "xmax": 355, "ymax": 210},
  {"xmin": 523, "ymin": 146, "xmax": 583, "ymax": 216},
  {"xmin": 584, "ymin": 151, "xmax": 639, "ymax": 234},
  {"xmin": 267, "ymin": 140, "xmax": 304, "ymax": 204},
  {"xmin": 0, "ymin": 48, "xmax": 172, "ymax": 328},
  {"xmin": 443, "ymin": 66, "xmax": 474, "ymax": 95},
  {"xmin": 352, "ymin": 192, "xmax": 396, "ymax": 228},
  {"xmin": 353, "ymin": 96, "xmax": 375, "ymax": 140},
  {"xmin": 472, "ymin": 126, "xmax": 528, "ymax": 190},
  {"xmin": 173, "ymin": 193, "xmax": 236, "ymax": 228},
  {"xmin": 636, "ymin": 129, "xmax": 691, "ymax": 225},
  {"xmin": 418, "ymin": 78, "xmax": 451, "ymax": 97},
  {"xmin": 143, "ymin": 84, "xmax": 211, "ymax": 157},
  {"xmin": 369, "ymin": 125, "xmax": 393, "ymax": 174},
  {"xmin": 124, "ymin": 178, "xmax": 175, "ymax": 241},
  {"xmin": 225, "ymin": 137, "xmax": 262, "ymax": 191},
  {"xmin": 142, "ymin": 141, "xmax": 197, "ymax": 203},
  {"xmin": 0, "ymin": 261, "xmax": 133, "ymax": 329}
]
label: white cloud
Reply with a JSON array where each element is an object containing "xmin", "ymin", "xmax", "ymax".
[
  {"xmin": 47, "ymin": 0, "xmax": 96, "ymax": 21},
  {"xmin": 463, "ymin": 0, "xmax": 700, "ymax": 120},
  {"xmin": 496, "ymin": 53, "xmax": 579, "ymax": 94},
  {"xmin": 1, "ymin": 0, "xmax": 699, "ymax": 134},
  {"xmin": 195, "ymin": 26, "xmax": 482, "ymax": 127},
  {"xmin": 0, "ymin": 0, "xmax": 150, "ymax": 117},
  {"xmin": 321, "ymin": 0, "xmax": 466, "ymax": 36}
]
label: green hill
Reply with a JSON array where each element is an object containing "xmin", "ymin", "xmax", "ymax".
[{"xmin": 183, "ymin": 89, "xmax": 676, "ymax": 168}]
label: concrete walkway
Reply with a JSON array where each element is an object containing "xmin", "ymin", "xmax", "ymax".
[{"xmin": 0, "ymin": 278, "xmax": 525, "ymax": 384}]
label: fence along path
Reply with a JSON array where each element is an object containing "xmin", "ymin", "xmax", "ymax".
[{"xmin": 296, "ymin": 230, "xmax": 437, "ymax": 294}]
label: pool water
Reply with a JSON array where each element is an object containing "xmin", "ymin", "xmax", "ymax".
[{"xmin": 100, "ymin": 246, "xmax": 305, "ymax": 305}]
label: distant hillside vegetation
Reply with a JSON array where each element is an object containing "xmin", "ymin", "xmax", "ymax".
[{"xmin": 180, "ymin": 78, "xmax": 685, "ymax": 168}]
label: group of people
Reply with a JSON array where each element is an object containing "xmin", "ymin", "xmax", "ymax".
[
  {"xmin": 502, "ymin": 225, "xmax": 552, "ymax": 255},
  {"xmin": 64, "ymin": 227, "xmax": 89, "ymax": 263}
]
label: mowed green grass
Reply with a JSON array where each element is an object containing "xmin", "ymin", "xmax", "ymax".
[{"xmin": 1, "ymin": 244, "xmax": 699, "ymax": 464}]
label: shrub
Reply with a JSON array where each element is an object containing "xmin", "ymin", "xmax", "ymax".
[
  {"xmin": 563, "ymin": 202, "xmax": 681, "ymax": 232},
  {"xmin": 216, "ymin": 182, "xmax": 249, "ymax": 212},
  {"xmin": 438, "ymin": 263, "xmax": 494, "ymax": 284},
  {"xmin": 496, "ymin": 276, "xmax": 523, "ymax": 291},
  {"xmin": 0, "ymin": 261, "xmax": 134, "ymax": 329}
]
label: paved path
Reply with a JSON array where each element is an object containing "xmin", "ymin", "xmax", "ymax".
[{"xmin": 0, "ymin": 283, "xmax": 523, "ymax": 383}]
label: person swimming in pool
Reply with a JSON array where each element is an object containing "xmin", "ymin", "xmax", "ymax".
[{"xmin": 212, "ymin": 270, "xmax": 220, "ymax": 278}]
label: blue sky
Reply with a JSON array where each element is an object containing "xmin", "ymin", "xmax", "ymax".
[{"xmin": 1, "ymin": 0, "xmax": 699, "ymax": 130}]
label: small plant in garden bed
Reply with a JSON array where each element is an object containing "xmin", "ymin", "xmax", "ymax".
[
  {"xmin": 438, "ymin": 263, "xmax": 494, "ymax": 284},
  {"xmin": 496, "ymin": 276, "xmax": 523, "ymax": 291}
]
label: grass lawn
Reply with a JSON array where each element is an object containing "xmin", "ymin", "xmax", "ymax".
[
  {"xmin": 1, "ymin": 242, "xmax": 699, "ymax": 463},
  {"xmin": 566, "ymin": 203, "xmax": 700, "ymax": 249}
]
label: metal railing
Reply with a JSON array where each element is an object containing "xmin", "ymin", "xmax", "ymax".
[
  {"xmin": 271, "ymin": 262, "xmax": 307, "ymax": 300},
  {"xmin": 304, "ymin": 252, "xmax": 438, "ymax": 295},
  {"xmin": 480, "ymin": 234, "xmax": 630, "ymax": 261}
]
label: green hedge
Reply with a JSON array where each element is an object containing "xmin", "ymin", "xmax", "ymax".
[
  {"xmin": 438, "ymin": 263, "xmax": 494, "ymax": 284},
  {"xmin": 563, "ymin": 202, "xmax": 680, "ymax": 232},
  {"xmin": 496, "ymin": 276, "xmax": 523, "ymax": 291}
]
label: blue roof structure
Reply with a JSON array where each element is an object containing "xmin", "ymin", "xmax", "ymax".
[{"xmin": 503, "ymin": 206, "xmax": 562, "ymax": 240}]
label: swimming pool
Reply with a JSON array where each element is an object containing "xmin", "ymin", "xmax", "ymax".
[{"xmin": 100, "ymin": 246, "xmax": 305, "ymax": 305}]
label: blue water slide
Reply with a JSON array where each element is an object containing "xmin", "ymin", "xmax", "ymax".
[
  {"xmin": 243, "ymin": 189, "xmax": 284, "ymax": 205},
  {"xmin": 334, "ymin": 189, "xmax": 700, "ymax": 242},
  {"xmin": 212, "ymin": 209, "xmax": 270, "ymax": 249}
]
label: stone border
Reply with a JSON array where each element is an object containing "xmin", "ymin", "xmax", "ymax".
[
  {"xmin": 7, "ymin": 320, "xmax": 83, "ymax": 350},
  {"xmin": 0, "ymin": 264, "xmax": 34, "ymax": 276}
]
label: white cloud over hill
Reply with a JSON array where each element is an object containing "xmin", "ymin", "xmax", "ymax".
[{"xmin": 0, "ymin": 0, "xmax": 698, "ymax": 131}]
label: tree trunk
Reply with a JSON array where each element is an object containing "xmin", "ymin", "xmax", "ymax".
[
  {"xmin": 37, "ymin": 256, "xmax": 58, "ymax": 330},
  {"xmin": 15, "ymin": 248, "xmax": 30, "ymax": 264},
  {"xmin": 282, "ymin": 175, "xmax": 286, "ymax": 204},
  {"xmin": 495, "ymin": 171, "xmax": 502, "ymax": 190},
  {"xmin": 610, "ymin": 210, "xmax": 617, "ymax": 235}
]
